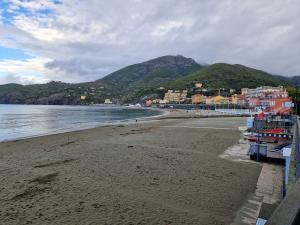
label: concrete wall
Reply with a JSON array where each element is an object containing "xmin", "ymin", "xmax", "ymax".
[{"xmin": 266, "ymin": 179, "xmax": 300, "ymax": 225}]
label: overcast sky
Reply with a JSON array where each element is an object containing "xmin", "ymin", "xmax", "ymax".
[{"xmin": 0, "ymin": 0, "xmax": 299, "ymax": 84}]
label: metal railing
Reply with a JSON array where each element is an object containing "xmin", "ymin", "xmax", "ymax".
[
  {"xmin": 294, "ymin": 116, "xmax": 300, "ymax": 178},
  {"xmin": 266, "ymin": 115, "xmax": 300, "ymax": 225}
]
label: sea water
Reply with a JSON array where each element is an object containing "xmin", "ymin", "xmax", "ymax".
[{"xmin": 0, "ymin": 104, "xmax": 162, "ymax": 142}]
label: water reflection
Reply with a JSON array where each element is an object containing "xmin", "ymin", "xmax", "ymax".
[{"xmin": 0, "ymin": 105, "xmax": 161, "ymax": 141}]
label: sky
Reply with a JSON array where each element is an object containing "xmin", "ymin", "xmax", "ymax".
[{"xmin": 0, "ymin": 0, "xmax": 299, "ymax": 85}]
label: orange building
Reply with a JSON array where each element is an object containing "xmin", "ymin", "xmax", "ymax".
[
  {"xmin": 192, "ymin": 94, "xmax": 206, "ymax": 104},
  {"xmin": 270, "ymin": 97, "xmax": 293, "ymax": 114},
  {"xmin": 206, "ymin": 95, "xmax": 230, "ymax": 105},
  {"xmin": 250, "ymin": 97, "xmax": 293, "ymax": 115}
]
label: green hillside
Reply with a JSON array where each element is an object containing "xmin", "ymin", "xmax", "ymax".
[
  {"xmin": 278, "ymin": 75, "xmax": 300, "ymax": 86},
  {"xmin": 101, "ymin": 55, "xmax": 203, "ymax": 100},
  {"xmin": 168, "ymin": 63, "xmax": 291, "ymax": 91},
  {"xmin": 0, "ymin": 55, "xmax": 202, "ymax": 104},
  {"xmin": 0, "ymin": 81, "xmax": 111, "ymax": 104},
  {"xmin": 0, "ymin": 56, "xmax": 297, "ymax": 104}
]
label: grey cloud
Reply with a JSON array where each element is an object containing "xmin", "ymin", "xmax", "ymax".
[
  {"xmin": 0, "ymin": 74, "xmax": 22, "ymax": 84},
  {"xmin": 0, "ymin": 73, "xmax": 40, "ymax": 84},
  {"xmin": 0, "ymin": 0, "xmax": 300, "ymax": 85}
]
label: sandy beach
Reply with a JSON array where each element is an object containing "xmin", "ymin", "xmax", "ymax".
[{"xmin": 0, "ymin": 112, "xmax": 262, "ymax": 225}]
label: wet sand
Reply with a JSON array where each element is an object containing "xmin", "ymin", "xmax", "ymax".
[{"xmin": 0, "ymin": 116, "xmax": 261, "ymax": 225}]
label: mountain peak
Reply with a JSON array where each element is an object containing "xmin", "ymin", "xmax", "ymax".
[
  {"xmin": 101, "ymin": 55, "xmax": 203, "ymax": 92},
  {"xmin": 144, "ymin": 55, "xmax": 198, "ymax": 65},
  {"xmin": 0, "ymin": 56, "xmax": 295, "ymax": 105}
]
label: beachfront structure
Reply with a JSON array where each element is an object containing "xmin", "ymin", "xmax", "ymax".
[
  {"xmin": 231, "ymin": 94, "xmax": 246, "ymax": 105},
  {"xmin": 249, "ymin": 97, "xmax": 293, "ymax": 114},
  {"xmin": 241, "ymin": 86, "xmax": 288, "ymax": 99},
  {"xmin": 205, "ymin": 96, "xmax": 213, "ymax": 105},
  {"xmin": 191, "ymin": 94, "xmax": 206, "ymax": 104},
  {"xmin": 205, "ymin": 95, "xmax": 230, "ymax": 105},
  {"xmin": 145, "ymin": 100, "xmax": 153, "ymax": 106},
  {"xmin": 152, "ymin": 99, "xmax": 161, "ymax": 104},
  {"xmin": 164, "ymin": 90, "xmax": 188, "ymax": 103},
  {"xmin": 239, "ymin": 86, "xmax": 293, "ymax": 115},
  {"xmin": 247, "ymin": 113, "xmax": 293, "ymax": 163},
  {"xmin": 159, "ymin": 99, "xmax": 168, "ymax": 104},
  {"xmin": 80, "ymin": 95, "xmax": 86, "ymax": 100},
  {"xmin": 104, "ymin": 99, "xmax": 113, "ymax": 104}
]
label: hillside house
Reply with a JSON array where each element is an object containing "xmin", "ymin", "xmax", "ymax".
[{"xmin": 164, "ymin": 90, "xmax": 188, "ymax": 103}]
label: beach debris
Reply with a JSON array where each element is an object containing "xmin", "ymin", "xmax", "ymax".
[
  {"xmin": 60, "ymin": 140, "xmax": 77, "ymax": 147},
  {"xmin": 34, "ymin": 159, "xmax": 77, "ymax": 168},
  {"xmin": 92, "ymin": 203, "xmax": 105, "ymax": 209},
  {"xmin": 11, "ymin": 186, "xmax": 50, "ymax": 200},
  {"xmin": 120, "ymin": 132, "xmax": 136, "ymax": 136},
  {"xmin": 29, "ymin": 172, "xmax": 59, "ymax": 184}
]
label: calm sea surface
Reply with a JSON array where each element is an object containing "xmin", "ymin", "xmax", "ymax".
[{"xmin": 0, "ymin": 105, "xmax": 162, "ymax": 142}]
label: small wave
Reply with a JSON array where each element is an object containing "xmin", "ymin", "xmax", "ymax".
[{"xmin": 0, "ymin": 105, "xmax": 163, "ymax": 142}]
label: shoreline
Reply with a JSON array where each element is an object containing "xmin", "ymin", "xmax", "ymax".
[
  {"xmin": 0, "ymin": 106, "xmax": 168, "ymax": 143},
  {"xmin": 0, "ymin": 108, "xmax": 238, "ymax": 144},
  {"xmin": 0, "ymin": 116, "xmax": 261, "ymax": 225}
]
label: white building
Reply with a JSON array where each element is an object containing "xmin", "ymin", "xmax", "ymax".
[{"xmin": 104, "ymin": 99, "xmax": 113, "ymax": 104}]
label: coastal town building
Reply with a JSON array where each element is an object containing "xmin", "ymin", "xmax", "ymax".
[
  {"xmin": 164, "ymin": 90, "xmax": 188, "ymax": 103},
  {"xmin": 240, "ymin": 86, "xmax": 293, "ymax": 114},
  {"xmin": 241, "ymin": 86, "xmax": 288, "ymax": 99},
  {"xmin": 148, "ymin": 86, "xmax": 293, "ymax": 116},
  {"xmin": 231, "ymin": 94, "xmax": 238, "ymax": 105},
  {"xmin": 231, "ymin": 94, "xmax": 246, "ymax": 105},
  {"xmin": 152, "ymin": 99, "xmax": 161, "ymax": 104},
  {"xmin": 205, "ymin": 95, "xmax": 230, "ymax": 105},
  {"xmin": 248, "ymin": 97, "xmax": 293, "ymax": 114},
  {"xmin": 146, "ymin": 100, "xmax": 153, "ymax": 106},
  {"xmin": 181, "ymin": 90, "xmax": 188, "ymax": 102},
  {"xmin": 104, "ymin": 99, "xmax": 113, "ymax": 104},
  {"xmin": 195, "ymin": 83, "xmax": 203, "ymax": 88},
  {"xmin": 191, "ymin": 94, "xmax": 206, "ymax": 104},
  {"xmin": 205, "ymin": 96, "xmax": 214, "ymax": 105},
  {"xmin": 159, "ymin": 99, "xmax": 168, "ymax": 104}
]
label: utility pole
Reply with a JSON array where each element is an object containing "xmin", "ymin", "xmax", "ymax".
[{"xmin": 296, "ymin": 86, "xmax": 299, "ymax": 115}]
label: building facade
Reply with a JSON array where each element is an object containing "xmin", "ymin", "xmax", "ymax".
[
  {"xmin": 164, "ymin": 90, "xmax": 188, "ymax": 103},
  {"xmin": 205, "ymin": 95, "xmax": 230, "ymax": 105},
  {"xmin": 241, "ymin": 86, "xmax": 288, "ymax": 99},
  {"xmin": 191, "ymin": 94, "xmax": 206, "ymax": 104}
]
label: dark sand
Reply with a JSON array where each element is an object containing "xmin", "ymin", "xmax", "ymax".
[{"xmin": 0, "ymin": 116, "xmax": 261, "ymax": 225}]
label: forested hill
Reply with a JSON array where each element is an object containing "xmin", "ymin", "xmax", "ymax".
[{"xmin": 0, "ymin": 55, "xmax": 297, "ymax": 104}]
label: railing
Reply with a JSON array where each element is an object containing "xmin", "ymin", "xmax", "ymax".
[
  {"xmin": 266, "ymin": 179, "xmax": 300, "ymax": 225},
  {"xmin": 266, "ymin": 115, "xmax": 300, "ymax": 225},
  {"xmin": 295, "ymin": 116, "xmax": 300, "ymax": 178},
  {"xmin": 214, "ymin": 108, "xmax": 253, "ymax": 115}
]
